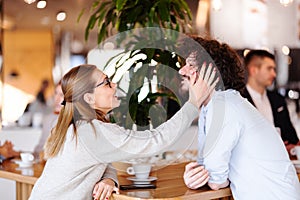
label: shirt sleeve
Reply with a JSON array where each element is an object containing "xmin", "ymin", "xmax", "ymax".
[{"xmin": 204, "ymin": 120, "xmax": 241, "ymax": 184}]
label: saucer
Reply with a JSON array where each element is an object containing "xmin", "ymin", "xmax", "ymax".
[
  {"xmin": 14, "ymin": 160, "xmax": 33, "ymax": 168},
  {"xmin": 292, "ymin": 160, "xmax": 300, "ymax": 168},
  {"xmin": 127, "ymin": 176, "xmax": 157, "ymax": 184}
]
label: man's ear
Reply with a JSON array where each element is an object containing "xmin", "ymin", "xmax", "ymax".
[
  {"xmin": 83, "ymin": 93, "xmax": 95, "ymax": 104},
  {"xmin": 249, "ymin": 65, "xmax": 257, "ymax": 76}
]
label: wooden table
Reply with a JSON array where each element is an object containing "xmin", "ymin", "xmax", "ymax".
[
  {"xmin": 113, "ymin": 162, "xmax": 233, "ymax": 200},
  {"xmin": 113, "ymin": 161, "xmax": 300, "ymax": 200},
  {"xmin": 0, "ymin": 160, "xmax": 299, "ymax": 200},
  {"xmin": 0, "ymin": 159, "xmax": 44, "ymax": 200}
]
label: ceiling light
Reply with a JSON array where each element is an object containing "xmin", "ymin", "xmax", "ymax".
[
  {"xmin": 281, "ymin": 45, "xmax": 290, "ymax": 55},
  {"xmin": 212, "ymin": 0, "xmax": 222, "ymax": 11},
  {"xmin": 37, "ymin": 0, "xmax": 47, "ymax": 9},
  {"xmin": 24, "ymin": 0, "xmax": 36, "ymax": 4},
  {"xmin": 56, "ymin": 11, "xmax": 67, "ymax": 21},
  {"xmin": 280, "ymin": 0, "xmax": 293, "ymax": 6},
  {"xmin": 243, "ymin": 49, "xmax": 250, "ymax": 57}
]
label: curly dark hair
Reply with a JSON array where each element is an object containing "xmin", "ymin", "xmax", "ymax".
[{"xmin": 179, "ymin": 35, "xmax": 245, "ymax": 92}]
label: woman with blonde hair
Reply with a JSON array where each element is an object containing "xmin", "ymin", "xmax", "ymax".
[
  {"xmin": 33, "ymin": 81, "xmax": 118, "ymax": 200},
  {"xmin": 29, "ymin": 64, "xmax": 217, "ymax": 200}
]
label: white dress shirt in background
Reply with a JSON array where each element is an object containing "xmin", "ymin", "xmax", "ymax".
[{"xmin": 246, "ymin": 84, "xmax": 274, "ymax": 125}]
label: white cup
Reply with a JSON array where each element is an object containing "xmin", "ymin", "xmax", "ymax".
[
  {"xmin": 20, "ymin": 152, "xmax": 34, "ymax": 163},
  {"xmin": 18, "ymin": 113, "xmax": 31, "ymax": 127},
  {"xmin": 32, "ymin": 112, "xmax": 43, "ymax": 128},
  {"xmin": 21, "ymin": 168, "xmax": 34, "ymax": 176},
  {"xmin": 290, "ymin": 146, "xmax": 300, "ymax": 160},
  {"xmin": 127, "ymin": 164, "xmax": 151, "ymax": 179}
]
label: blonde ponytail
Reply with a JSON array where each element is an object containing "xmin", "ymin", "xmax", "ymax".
[{"xmin": 44, "ymin": 102, "xmax": 75, "ymax": 158}]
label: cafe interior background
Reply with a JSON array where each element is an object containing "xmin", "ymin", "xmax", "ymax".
[{"xmin": 1, "ymin": 0, "xmax": 300, "ymax": 199}]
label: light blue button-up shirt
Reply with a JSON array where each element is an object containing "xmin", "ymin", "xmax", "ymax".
[{"xmin": 197, "ymin": 90, "xmax": 300, "ymax": 200}]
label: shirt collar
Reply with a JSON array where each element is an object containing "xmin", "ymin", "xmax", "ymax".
[{"xmin": 246, "ymin": 84, "xmax": 267, "ymax": 100}]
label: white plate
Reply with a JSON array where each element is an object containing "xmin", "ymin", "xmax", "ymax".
[
  {"xmin": 127, "ymin": 176, "xmax": 157, "ymax": 184},
  {"xmin": 291, "ymin": 160, "xmax": 300, "ymax": 168},
  {"xmin": 14, "ymin": 160, "xmax": 33, "ymax": 168}
]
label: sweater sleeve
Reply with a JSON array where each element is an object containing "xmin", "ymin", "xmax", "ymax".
[
  {"xmin": 100, "ymin": 164, "xmax": 119, "ymax": 186},
  {"xmin": 79, "ymin": 102, "xmax": 199, "ymax": 163}
]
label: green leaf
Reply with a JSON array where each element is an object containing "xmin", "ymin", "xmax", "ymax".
[
  {"xmin": 95, "ymin": 1, "xmax": 112, "ymax": 16},
  {"xmin": 77, "ymin": 8, "xmax": 85, "ymax": 23},
  {"xmin": 103, "ymin": 51, "xmax": 126, "ymax": 71},
  {"xmin": 157, "ymin": 0, "xmax": 170, "ymax": 22},
  {"xmin": 91, "ymin": 0, "xmax": 101, "ymax": 10},
  {"xmin": 82, "ymin": 0, "xmax": 194, "ymax": 127},
  {"xmin": 174, "ymin": 0, "xmax": 192, "ymax": 20},
  {"xmin": 85, "ymin": 14, "xmax": 97, "ymax": 40},
  {"xmin": 97, "ymin": 23, "xmax": 107, "ymax": 44},
  {"xmin": 116, "ymin": 0, "xmax": 127, "ymax": 11}
]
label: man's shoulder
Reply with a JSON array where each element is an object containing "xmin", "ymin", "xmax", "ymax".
[
  {"xmin": 266, "ymin": 90, "xmax": 285, "ymax": 101},
  {"xmin": 213, "ymin": 90, "xmax": 245, "ymax": 110},
  {"xmin": 240, "ymin": 87, "xmax": 250, "ymax": 97}
]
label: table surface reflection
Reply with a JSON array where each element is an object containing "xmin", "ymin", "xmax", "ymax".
[
  {"xmin": 113, "ymin": 162, "xmax": 232, "ymax": 200},
  {"xmin": 1, "ymin": 159, "xmax": 299, "ymax": 200}
]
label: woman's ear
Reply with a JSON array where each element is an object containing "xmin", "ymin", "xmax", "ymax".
[{"xmin": 83, "ymin": 93, "xmax": 95, "ymax": 105}]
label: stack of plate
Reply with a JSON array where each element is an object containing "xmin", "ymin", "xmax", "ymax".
[
  {"xmin": 291, "ymin": 160, "xmax": 300, "ymax": 169},
  {"xmin": 127, "ymin": 176, "xmax": 157, "ymax": 185}
]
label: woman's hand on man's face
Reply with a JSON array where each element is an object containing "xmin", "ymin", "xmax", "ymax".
[{"xmin": 187, "ymin": 63, "xmax": 218, "ymax": 108}]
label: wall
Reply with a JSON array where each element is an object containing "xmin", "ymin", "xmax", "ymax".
[
  {"xmin": 2, "ymin": 30, "xmax": 54, "ymax": 122},
  {"xmin": 210, "ymin": 0, "xmax": 298, "ymax": 49},
  {"xmin": 210, "ymin": 0, "xmax": 243, "ymax": 48}
]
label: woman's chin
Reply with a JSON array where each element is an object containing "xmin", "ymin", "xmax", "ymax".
[{"xmin": 112, "ymin": 98, "xmax": 121, "ymax": 108}]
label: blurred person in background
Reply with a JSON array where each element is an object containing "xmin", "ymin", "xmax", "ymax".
[
  {"xmin": 33, "ymin": 81, "xmax": 64, "ymax": 158},
  {"xmin": 241, "ymin": 49, "xmax": 300, "ymax": 154},
  {"xmin": 19, "ymin": 79, "xmax": 52, "ymax": 127},
  {"xmin": 0, "ymin": 141, "xmax": 20, "ymax": 162},
  {"xmin": 28, "ymin": 79, "xmax": 52, "ymax": 115}
]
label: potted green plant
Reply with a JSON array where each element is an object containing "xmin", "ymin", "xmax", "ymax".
[{"xmin": 80, "ymin": 0, "xmax": 193, "ymax": 129}]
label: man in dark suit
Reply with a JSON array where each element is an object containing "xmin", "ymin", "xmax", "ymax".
[{"xmin": 241, "ymin": 49, "xmax": 300, "ymax": 153}]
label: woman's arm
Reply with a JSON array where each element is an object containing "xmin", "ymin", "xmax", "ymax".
[
  {"xmin": 92, "ymin": 164, "xmax": 119, "ymax": 200},
  {"xmin": 81, "ymin": 101, "xmax": 199, "ymax": 163},
  {"xmin": 80, "ymin": 65, "xmax": 218, "ymax": 163}
]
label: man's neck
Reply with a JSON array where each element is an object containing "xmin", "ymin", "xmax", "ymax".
[{"xmin": 247, "ymin": 80, "xmax": 266, "ymax": 95}]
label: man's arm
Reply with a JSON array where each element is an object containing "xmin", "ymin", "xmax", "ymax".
[
  {"xmin": 183, "ymin": 162, "xmax": 210, "ymax": 189},
  {"xmin": 0, "ymin": 141, "xmax": 20, "ymax": 158},
  {"xmin": 208, "ymin": 180, "xmax": 230, "ymax": 190}
]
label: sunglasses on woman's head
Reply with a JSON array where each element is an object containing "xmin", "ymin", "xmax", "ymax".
[{"xmin": 95, "ymin": 76, "xmax": 112, "ymax": 88}]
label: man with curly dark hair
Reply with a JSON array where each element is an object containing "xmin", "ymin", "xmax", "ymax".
[{"xmin": 180, "ymin": 36, "xmax": 299, "ymax": 200}]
